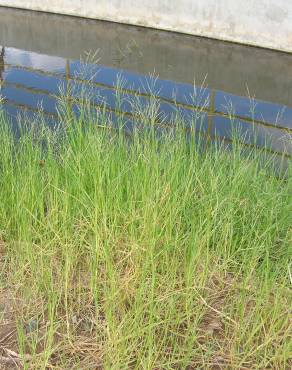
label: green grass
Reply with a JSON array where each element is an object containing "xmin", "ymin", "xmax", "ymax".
[{"xmin": 0, "ymin": 97, "xmax": 291, "ymax": 369}]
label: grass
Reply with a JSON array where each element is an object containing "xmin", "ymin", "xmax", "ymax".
[{"xmin": 0, "ymin": 90, "xmax": 291, "ymax": 369}]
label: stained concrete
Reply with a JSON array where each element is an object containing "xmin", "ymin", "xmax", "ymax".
[{"xmin": 0, "ymin": 0, "xmax": 292, "ymax": 53}]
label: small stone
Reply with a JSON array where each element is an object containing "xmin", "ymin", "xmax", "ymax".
[{"xmin": 25, "ymin": 319, "xmax": 38, "ymax": 334}]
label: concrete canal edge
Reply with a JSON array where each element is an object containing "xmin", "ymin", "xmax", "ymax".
[{"xmin": 0, "ymin": 0, "xmax": 291, "ymax": 53}]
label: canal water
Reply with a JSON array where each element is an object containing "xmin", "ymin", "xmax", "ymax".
[{"xmin": 0, "ymin": 7, "xmax": 291, "ymax": 159}]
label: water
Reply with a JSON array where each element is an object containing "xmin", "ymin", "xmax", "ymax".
[{"xmin": 0, "ymin": 7, "xmax": 291, "ymax": 159}]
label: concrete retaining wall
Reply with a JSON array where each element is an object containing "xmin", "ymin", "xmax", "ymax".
[{"xmin": 0, "ymin": 0, "xmax": 291, "ymax": 53}]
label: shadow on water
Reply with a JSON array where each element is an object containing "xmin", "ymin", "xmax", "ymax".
[{"xmin": 0, "ymin": 7, "xmax": 291, "ymax": 174}]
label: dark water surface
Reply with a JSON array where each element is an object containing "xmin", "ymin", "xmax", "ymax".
[{"xmin": 0, "ymin": 7, "xmax": 291, "ymax": 158}]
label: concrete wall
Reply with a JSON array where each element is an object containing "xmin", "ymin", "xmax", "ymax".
[{"xmin": 0, "ymin": 0, "xmax": 292, "ymax": 53}]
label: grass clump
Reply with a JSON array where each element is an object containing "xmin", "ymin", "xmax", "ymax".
[{"xmin": 0, "ymin": 100, "xmax": 291, "ymax": 369}]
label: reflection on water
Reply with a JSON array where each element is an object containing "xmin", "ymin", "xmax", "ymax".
[
  {"xmin": 0, "ymin": 7, "xmax": 291, "ymax": 161},
  {"xmin": 0, "ymin": 46, "xmax": 4, "ymax": 85}
]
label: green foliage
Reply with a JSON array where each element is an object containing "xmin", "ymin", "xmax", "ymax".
[{"xmin": 0, "ymin": 99, "xmax": 291, "ymax": 369}]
